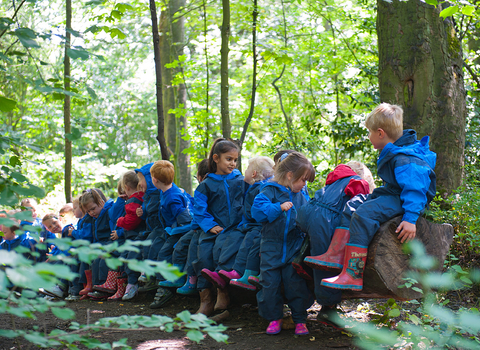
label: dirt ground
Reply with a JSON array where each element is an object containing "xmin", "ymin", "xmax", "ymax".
[{"xmin": 1, "ymin": 287, "xmax": 362, "ymax": 350}]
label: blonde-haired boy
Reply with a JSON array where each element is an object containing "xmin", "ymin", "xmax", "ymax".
[{"xmin": 311, "ymin": 103, "xmax": 437, "ymax": 292}]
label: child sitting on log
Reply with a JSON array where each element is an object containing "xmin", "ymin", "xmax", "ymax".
[{"xmin": 305, "ymin": 103, "xmax": 437, "ymax": 294}]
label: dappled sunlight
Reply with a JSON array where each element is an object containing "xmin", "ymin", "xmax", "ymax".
[{"xmin": 136, "ymin": 339, "xmax": 189, "ymax": 350}]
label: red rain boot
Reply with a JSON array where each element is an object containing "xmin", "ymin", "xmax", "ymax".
[
  {"xmin": 108, "ymin": 277, "xmax": 127, "ymax": 300},
  {"xmin": 79, "ymin": 270, "xmax": 93, "ymax": 295},
  {"xmin": 321, "ymin": 244, "xmax": 368, "ymax": 291},
  {"xmin": 304, "ymin": 228, "xmax": 350, "ymax": 272},
  {"xmin": 94, "ymin": 271, "xmax": 120, "ymax": 293}
]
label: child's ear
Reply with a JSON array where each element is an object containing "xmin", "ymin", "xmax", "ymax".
[
  {"xmin": 286, "ymin": 171, "xmax": 293, "ymax": 181},
  {"xmin": 252, "ymin": 170, "xmax": 257, "ymax": 179},
  {"xmin": 213, "ymin": 154, "xmax": 220, "ymax": 164},
  {"xmin": 378, "ymin": 128, "xmax": 386, "ymax": 139}
]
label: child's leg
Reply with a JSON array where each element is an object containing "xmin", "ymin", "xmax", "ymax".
[
  {"xmin": 232, "ymin": 227, "xmax": 259, "ymax": 275},
  {"xmin": 147, "ymin": 231, "xmax": 167, "ymax": 261},
  {"xmin": 212, "ymin": 231, "xmax": 228, "ymax": 267},
  {"xmin": 257, "ymin": 265, "xmax": 284, "ymax": 322},
  {"xmin": 172, "ymin": 229, "xmax": 195, "ymax": 266},
  {"xmin": 245, "ymin": 231, "xmax": 261, "ymax": 272},
  {"xmin": 282, "ymin": 262, "xmax": 313, "ymax": 324},
  {"xmin": 155, "ymin": 235, "xmax": 181, "ymax": 281},
  {"xmin": 192, "ymin": 231, "xmax": 217, "ymax": 290},
  {"xmin": 216, "ymin": 227, "xmax": 245, "ymax": 272},
  {"xmin": 185, "ymin": 230, "xmax": 200, "ymax": 276}
]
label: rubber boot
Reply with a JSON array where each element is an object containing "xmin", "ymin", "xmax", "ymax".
[
  {"xmin": 201, "ymin": 269, "xmax": 226, "ymax": 289},
  {"xmin": 79, "ymin": 270, "xmax": 93, "ymax": 295},
  {"xmin": 177, "ymin": 275, "xmax": 198, "ymax": 295},
  {"xmin": 247, "ymin": 275, "xmax": 262, "ymax": 290},
  {"xmin": 196, "ymin": 287, "xmax": 215, "ymax": 316},
  {"xmin": 94, "ymin": 270, "xmax": 120, "ymax": 293},
  {"xmin": 230, "ymin": 269, "xmax": 259, "ymax": 291},
  {"xmin": 214, "ymin": 287, "xmax": 230, "ymax": 311},
  {"xmin": 158, "ymin": 264, "xmax": 187, "ymax": 288},
  {"xmin": 321, "ymin": 244, "xmax": 368, "ymax": 291},
  {"xmin": 108, "ymin": 278, "xmax": 127, "ymax": 300},
  {"xmin": 304, "ymin": 228, "xmax": 350, "ymax": 272},
  {"xmin": 218, "ymin": 269, "xmax": 241, "ymax": 283}
]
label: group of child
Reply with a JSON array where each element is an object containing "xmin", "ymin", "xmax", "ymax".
[{"xmin": 0, "ymin": 103, "xmax": 437, "ymax": 336}]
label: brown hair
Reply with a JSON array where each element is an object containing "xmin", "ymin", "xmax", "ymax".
[
  {"xmin": 197, "ymin": 159, "xmax": 209, "ymax": 181},
  {"xmin": 59, "ymin": 204, "xmax": 74, "ymax": 216},
  {"xmin": 42, "ymin": 213, "xmax": 59, "ymax": 223},
  {"xmin": 208, "ymin": 138, "xmax": 239, "ymax": 173},
  {"xmin": 273, "ymin": 149, "xmax": 295, "ymax": 166},
  {"xmin": 21, "ymin": 198, "xmax": 37, "ymax": 207},
  {"xmin": 117, "ymin": 176, "xmax": 125, "ymax": 195},
  {"xmin": 274, "ymin": 151, "xmax": 315, "ymax": 186},
  {"xmin": 79, "ymin": 189, "xmax": 106, "ymax": 211},
  {"xmin": 122, "ymin": 170, "xmax": 139, "ymax": 191},
  {"xmin": 150, "ymin": 160, "xmax": 175, "ymax": 185}
]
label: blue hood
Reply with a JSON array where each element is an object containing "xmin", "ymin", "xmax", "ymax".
[{"xmin": 135, "ymin": 162, "xmax": 158, "ymax": 195}]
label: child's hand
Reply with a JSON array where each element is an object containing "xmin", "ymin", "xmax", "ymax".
[
  {"xmin": 40, "ymin": 237, "xmax": 45, "ymax": 243},
  {"xmin": 281, "ymin": 202, "xmax": 293, "ymax": 212},
  {"xmin": 119, "ymin": 194, "xmax": 128, "ymax": 200},
  {"xmin": 136, "ymin": 207, "xmax": 143, "ymax": 217},
  {"xmin": 396, "ymin": 221, "xmax": 416, "ymax": 243},
  {"xmin": 210, "ymin": 226, "xmax": 224, "ymax": 235},
  {"xmin": 68, "ymin": 226, "xmax": 74, "ymax": 236},
  {"xmin": 111, "ymin": 230, "xmax": 118, "ymax": 240}
]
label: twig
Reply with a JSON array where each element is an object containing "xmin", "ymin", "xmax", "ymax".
[
  {"xmin": 464, "ymin": 60, "xmax": 480, "ymax": 88},
  {"xmin": 0, "ymin": 0, "xmax": 26, "ymax": 39}
]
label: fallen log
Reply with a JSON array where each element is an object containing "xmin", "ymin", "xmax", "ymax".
[{"xmin": 342, "ymin": 215, "xmax": 454, "ymax": 300}]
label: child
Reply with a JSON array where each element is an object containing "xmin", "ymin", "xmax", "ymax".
[
  {"xmin": 147, "ymin": 160, "xmax": 193, "ymax": 308},
  {"xmin": 298, "ymin": 161, "xmax": 373, "ymax": 320},
  {"xmin": 193, "ymin": 138, "xmax": 246, "ymax": 316},
  {"xmin": 310, "ymin": 103, "xmax": 436, "ymax": 292},
  {"xmin": 59, "ymin": 204, "xmax": 76, "ymax": 226},
  {"xmin": 204, "ymin": 156, "xmax": 274, "ymax": 307},
  {"xmin": 20, "ymin": 198, "xmax": 51, "ymax": 257},
  {"xmin": 108, "ymin": 178, "xmax": 128, "ymax": 241},
  {"xmin": 0, "ymin": 213, "xmax": 37, "ymax": 259},
  {"xmin": 252, "ymin": 151, "xmax": 315, "ymax": 336}
]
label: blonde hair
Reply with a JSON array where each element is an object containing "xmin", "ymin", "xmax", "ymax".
[
  {"xmin": 346, "ymin": 161, "xmax": 376, "ymax": 194},
  {"xmin": 150, "ymin": 160, "xmax": 175, "ymax": 185},
  {"xmin": 21, "ymin": 198, "xmax": 37, "ymax": 207},
  {"xmin": 42, "ymin": 213, "xmax": 59, "ymax": 223},
  {"xmin": 117, "ymin": 176, "xmax": 125, "ymax": 195},
  {"xmin": 365, "ymin": 103, "xmax": 403, "ymax": 141},
  {"xmin": 274, "ymin": 151, "xmax": 315, "ymax": 186},
  {"xmin": 59, "ymin": 204, "xmax": 74, "ymax": 216},
  {"xmin": 248, "ymin": 156, "xmax": 275, "ymax": 182},
  {"xmin": 122, "ymin": 170, "xmax": 139, "ymax": 191}
]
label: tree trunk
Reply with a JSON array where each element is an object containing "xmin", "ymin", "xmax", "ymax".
[
  {"xmin": 149, "ymin": 0, "xmax": 169, "ymax": 161},
  {"xmin": 342, "ymin": 216, "xmax": 454, "ymax": 300},
  {"xmin": 220, "ymin": 0, "xmax": 231, "ymax": 139},
  {"xmin": 63, "ymin": 0, "xmax": 72, "ymax": 203},
  {"xmin": 377, "ymin": 0, "xmax": 466, "ymax": 195}
]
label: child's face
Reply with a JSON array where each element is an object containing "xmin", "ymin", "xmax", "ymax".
[
  {"xmin": 23, "ymin": 204, "xmax": 37, "ymax": 220},
  {"xmin": 84, "ymin": 201, "xmax": 103, "ymax": 218},
  {"xmin": 213, "ymin": 150, "xmax": 238, "ymax": 175},
  {"xmin": 73, "ymin": 203, "xmax": 83, "ymax": 219},
  {"xmin": 0, "ymin": 224, "xmax": 16, "ymax": 240},
  {"xmin": 288, "ymin": 171, "xmax": 307, "ymax": 194},
  {"xmin": 368, "ymin": 128, "xmax": 392, "ymax": 150},
  {"xmin": 44, "ymin": 218, "xmax": 63, "ymax": 234},
  {"xmin": 244, "ymin": 164, "xmax": 257, "ymax": 185},
  {"xmin": 137, "ymin": 172, "xmax": 147, "ymax": 192}
]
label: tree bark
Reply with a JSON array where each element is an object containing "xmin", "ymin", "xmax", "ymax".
[
  {"xmin": 63, "ymin": 0, "xmax": 72, "ymax": 203},
  {"xmin": 377, "ymin": 0, "xmax": 466, "ymax": 195},
  {"xmin": 150, "ymin": 0, "xmax": 169, "ymax": 161},
  {"xmin": 220, "ymin": 0, "xmax": 231, "ymax": 139}
]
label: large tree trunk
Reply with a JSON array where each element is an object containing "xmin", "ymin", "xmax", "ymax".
[
  {"xmin": 63, "ymin": 0, "xmax": 72, "ymax": 203},
  {"xmin": 377, "ymin": 0, "xmax": 466, "ymax": 195}
]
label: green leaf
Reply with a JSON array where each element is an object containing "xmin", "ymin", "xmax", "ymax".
[
  {"xmin": 109, "ymin": 28, "xmax": 126, "ymax": 39},
  {"xmin": 207, "ymin": 331, "xmax": 229, "ymax": 343},
  {"xmin": 87, "ymin": 87, "xmax": 97, "ymax": 99},
  {"xmin": 186, "ymin": 330, "xmax": 204, "ymax": 343},
  {"xmin": 65, "ymin": 127, "xmax": 82, "ymax": 141},
  {"xmin": 460, "ymin": 276, "xmax": 472, "ymax": 284},
  {"xmin": 0, "ymin": 187, "xmax": 17, "ymax": 206},
  {"xmin": 388, "ymin": 308, "xmax": 401, "ymax": 317},
  {"xmin": 461, "ymin": 5, "xmax": 475, "ymax": 16},
  {"xmin": 66, "ymin": 28, "xmax": 82, "ymax": 37},
  {"xmin": 0, "ymin": 329, "xmax": 19, "ymax": 338},
  {"xmin": 10, "ymin": 171, "xmax": 28, "ymax": 183},
  {"xmin": 408, "ymin": 313, "xmax": 420, "ymax": 325},
  {"xmin": 67, "ymin": 47, "xmax": 90, "ymax": 60},
  {"xmin": 9, "ymin": 155, "xmax": 22, "ymax": 167},
  {"xmin": 439, "ymin": 5, "xmax": 458, "ymax": 19},
  {"xmin": 0, "ymin": 17, "xmax": 14, "ymax": 31},
  {"xmin": 13, "ymin": 210, "xmax": 34, "ymax": 222},
  {"xmin": 0, "ymin": 95, "xmax": 17, "ymax": 112},
  {"xmin": 13, "ymin": 28, "xmax": 40, "ymax": 48},
  {"xmin": 425, "ymin": 0, "xmax": 437, "ymax": 6},
  {"xmin": 51, "ymin": 307, "xmax": 75, "ymax": 320}
]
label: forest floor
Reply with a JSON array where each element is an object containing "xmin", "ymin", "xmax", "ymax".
[{"xmin": 1, "ymin": 286, "xmax": 477, "ymax": 350}]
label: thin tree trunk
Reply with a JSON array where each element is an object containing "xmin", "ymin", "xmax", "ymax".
[
  {"xmin": 220, "ymin": 0, "xmax": 231, "ymax": 138},
  {"xmin": 63, "ymin": 0, "xmax": 72, "ymax": 203},
  {"xmin": 238, "ymin": 0, "xmax": 258, "ymax": 172},
  {"xmin": 377, "ymin": 0, "xmax": 466, "ymax": 195},
  {"xmin": 150, "ymin": 0, "xmax": 169, "ymax": 160},
  {"xmin": 203, "ymin": 1, "xmax": 210, "ymax": 158}
]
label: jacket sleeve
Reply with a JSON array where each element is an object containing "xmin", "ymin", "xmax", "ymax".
[
  {"xmin": 193, "ymin": 188, "xmax": 219, "ymax": 233},
  {"xmin": 117, "ymin": 201, "xmax": 143, "ymax": 231},
  {"xmin": 252, "ymin": 192, "xmax": 282, "ymax": 223},
  {"xmin": 344, "ymin": 178, "xmax": 370, "ymax": 198},
  {"xmin": 395, "ymin": 160, "xmax": 431, "ymax": 224},
  {"xmin": 71, "ymin": 219, "xmax": 93, "ymax": 241}
]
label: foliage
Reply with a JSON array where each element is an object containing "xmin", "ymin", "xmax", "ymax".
[{"xmin": 334, "ymin": 240, "xmax": 480, "ymax": 349}]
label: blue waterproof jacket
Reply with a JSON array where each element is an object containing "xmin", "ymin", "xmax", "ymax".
[
  {"xmin": 68, "ymin": 214, "xmax": 94, "ymax": 242},
  {"xmin": 252, "ymin": 182, "xmax": 308, "ymax": 264},
  {"xmin": 237, "ymin": 177, "xmax": 271, "ymax": 232},
  {"xmin": 0, "ymin": 232, "xmax": 38, "ymax": 260},
  {"xmin": 135, "ymin": 163, "xmax": 162, "ymax": 232},
  {"xmin": 93, "ymin": 199, "xmax": 115, "ymax": 244},
  {"xmin": 374, "ymin": 129, "xmax": 436, "ymax": 224},
  {"xmin": 20, "ymin": 218, "xmax": 54, "ymax": 242},
  {"xmin": 159, "ymin": 183, "xmax": 192, "ymax": 235},
  {"xmin": 109, "ymin": 197, "xmax": 126, "ymax": 238},
  {"xmin": 193, "ymin": 169, "xmax": 245, "ymax": 234}
]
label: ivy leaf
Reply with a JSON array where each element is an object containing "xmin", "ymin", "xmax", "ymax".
[
  {"xmin": 186, "ymin": 330, "xmax": 204, "ymax": 343},
  {"xmin": 51, "ymin": 307, "xmax": 75, "ymax": 320},
  {"xmin": 0, "ymin": 95, "xmax": 17, "ymax": 112},
  {"xmin": 439, "ymin": 5, "xmax": 458, "ymax": 19},
  {"xmin": 13, "ymin": 28, "xmax": 40, "ymax": 48}
]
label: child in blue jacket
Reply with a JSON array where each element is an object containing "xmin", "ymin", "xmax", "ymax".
[
  {"xmin": 252, "ymin": 151, "xmax": 316, "ymax": 336},
  {"xmin": 193, "ymin": 138, "xmax": 246, "ymax": 316},
  {"xmin": 312, "ymin": 103, "xmax": 437, "ymax": 292},
  {"xmin": 0, "ymin": 213, "xmax": 37, "ymax": 259},
  {"xmin": 299, "ymin": 162, "xmax": 373, "ymax": 320}
]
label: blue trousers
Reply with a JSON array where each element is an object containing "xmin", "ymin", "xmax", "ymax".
[
  {"xmin": 216, "ymin": 227, "xmax": 246, "ymax": 272},
  {"xmin": 185, "ymin": 230, "xmax": 200, "ymax": 276},
  {"xmin": 232, "ymin": 226, "xmax": 261, "ymax": 274},
  {"xmin": 154, "ymin": 234, "xmax": 182, "ymax": 280},
  {"xmin": 172, "ymin": 229, "xmax": 196, "ymax": 266},
  {"xmin": 192, "ymin": 231, "xmax": 217, "ymax": 289}
]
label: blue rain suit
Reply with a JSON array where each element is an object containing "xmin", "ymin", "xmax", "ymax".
[
  {"xmin": 192, "ymin": 169, "xmax": 245, "ymax": 289},
  {"xmin": 296, "ymin": 164, "xmax": 370, "ymax": 306},
  {"xmin": 252, "ymin": 182, "xmax": 313, "ymax": 324},
  {"xmin": 341, "ymin": 129, "xmax": 437, "ymax": 246},
  {"xmin": 227, "ymin": 178, "xmax": 270, "ymax": 274},
  {"xmin": 109, "ymin": 197, "xmax": 126, "ymax": 238},
  {"xmin": 0, "ymin": 232, "xmax": 38, "ymax": 260}
]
